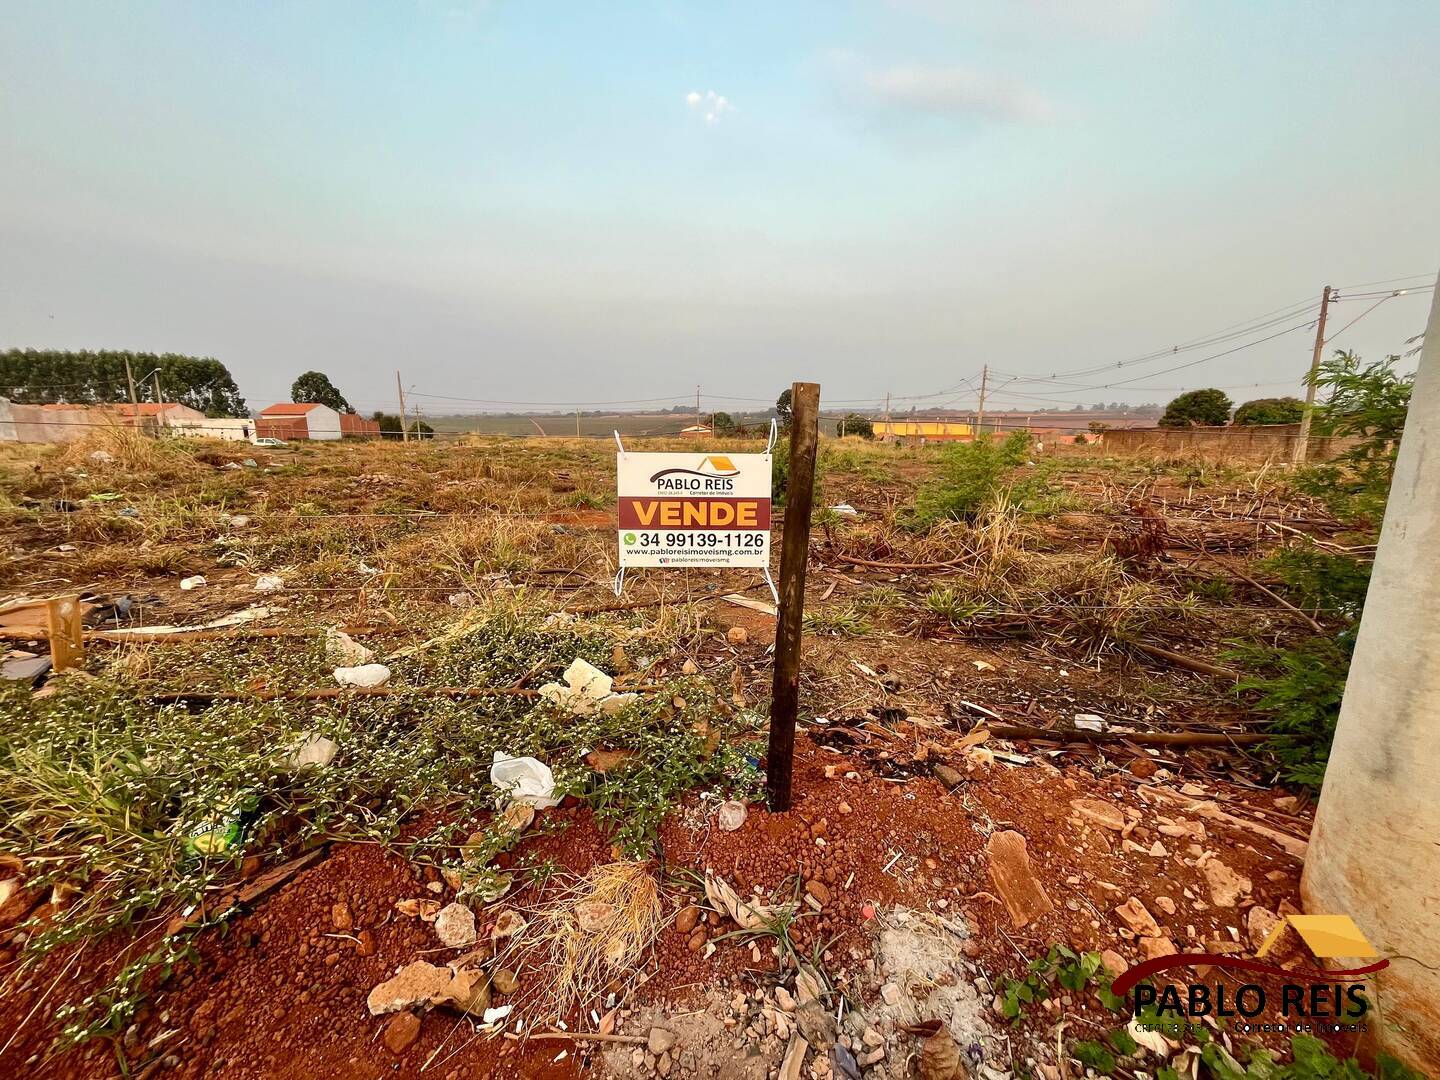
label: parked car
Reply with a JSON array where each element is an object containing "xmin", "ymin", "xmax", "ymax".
[{"xmin": 252, "ymin": 437, "xmax": 288, "ymax": 447}]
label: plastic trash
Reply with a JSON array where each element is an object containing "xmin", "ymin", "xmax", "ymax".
[
  {"xmin": 334, "ymin": 663, "xmax": 390, "ymax": 688},
  {"xmin": 830, "ymin": 503, "xmax": 860, "ymax": 518},
  {"xmin": 1073, "ymin": 713, "xmax": 1106, "ymax": 732},
  {"xmin": 180, "ymin": 575, "xmax": 207, "ymax": 591},
  {"xmin": 254, "ymin": 575, "xmax": 285, "ymax": 593},
  {"xmin": 325, "ymin": 628, "xmax": 375, "ymax": 666},
  {"xmin": 187, "ymin": 791, "xmax": 260, "ymax": 855},
  {"xmin": 287, "ymin": 732, "xmax": 339, "ymax": 768},
  {"xmin": 490, "ymin": 751, "xmax": 560, "ymax": 809}
]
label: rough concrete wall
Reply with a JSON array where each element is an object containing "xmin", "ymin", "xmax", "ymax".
[
  {"xmin": 1302, "ymin": 282, "xmax": 1440, "ymax": 1074},
  {"xmin": 1100, "ymin": 426, "xmax": 1359, "ymax": 462}
]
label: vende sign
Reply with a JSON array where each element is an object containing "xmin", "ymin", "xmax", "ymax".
[{"xmin": 617, "ymin": 452, "xmax": 772, "ymax": 568}]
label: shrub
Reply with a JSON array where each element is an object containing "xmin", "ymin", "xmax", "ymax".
[
  {"xmin": 911, "ymin": 432, "xmax": 1050, "ymax": 528},
  {"xmin": 1233, "ymin": 396, "xmax": 1304, "ymax": 425}
]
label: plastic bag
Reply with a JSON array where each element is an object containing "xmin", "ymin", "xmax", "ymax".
[{"xmin": 490, "ymin": 751, "xmax": 559, "ymax": 809}]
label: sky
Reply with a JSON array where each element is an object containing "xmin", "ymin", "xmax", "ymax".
[{"xmin": 2, "ymin": 0, "xmax": 1438, "ymax": 418}]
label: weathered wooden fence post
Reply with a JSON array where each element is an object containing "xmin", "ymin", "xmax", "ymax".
[
  {"xmin": 766, "ymin": 382, "xmax": 819, "ymax": 811},
  {"xmin": 45, "ymin": 594, "xmax": 84, "ymax": 672}
]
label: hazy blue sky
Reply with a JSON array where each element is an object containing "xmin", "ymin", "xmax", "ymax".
[{"xmin": 2, "ymin": 0, "xmax": 1437, "ymax": 416}]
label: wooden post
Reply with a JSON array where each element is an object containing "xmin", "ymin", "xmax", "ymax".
[
  {"xmin": 767, "ymin": 381, "xmax": 820, "ymax": 811},
  {"xmin": 46, "ymin": 594, "xmax": 84, "ymax": 672}
]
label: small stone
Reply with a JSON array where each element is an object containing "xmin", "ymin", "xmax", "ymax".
[
  {"xmin": 859, "ymin": 1047, "xmax": 885, "ymax": 1067},
  {"xmin": 1099, "ymin": 949, "xmax": 1127, "ymax": 977},
  {"xmin": 1140, "ymin": 936, "xmax": 1177, "ymax": 961},
  {"xmin": 862, "ymin": 1028, "xmax": 884, "ymax": 1048},
  {"xmin": 434, "ymin": 903, "xmax": 477, "ymax": 947},
  {"xmin": 805, "ymin": 880, "xmax": 831, "ymax": 907},
  {"xmin": 648, "ymin": 1027, "xmax": 677, "ymax": 1055},
  {"xmin": 716, "ymin": 801, "xmax": 747, "ymax": 832},
  {"xmin": 1202, "ymin": 858, "xmax": 1252, "ymax": 908},
  {"xmin": 726, "ymin": 626, "xmax": 749, "ymax": 645},
  {"xmin": 775, "ymin": 986, "xmax": 797, "ymax": 1012},
  {"xmin": 688, "ymin": 927, "xmax": 708, "ymax": 952},
  {"xmin": 985, "ymin": 830, "xmax": 1054, "ymax": 929},
  {"xmin": 1115, "ymin": 897, "xmax": 1162, "ymax": 938},
  {"xmin": 1070, "ymin": 798, "xmax": 1127, "ymax": 831},
  {"xmin": 1154, "ymin": 896, "xmax": 1177, "ymax": 916},
  {"xmin": 674, "ymin": 906, "xmax": 700, "ymax": 935},
  {"xmin": 933, "ymin": 764, "xmax": 963, "ymax": 788},
  {"xmin": 1247, "ymin": 906, "xmax": 1282, "ymax": 949},
  {"xmin": 492, "ymin": 969, "xmax": 519, "ymax": 995},
  {"xmin": 383, "ymin": 1011, "xmax": 422, "ymax": 1054},
  {"xmin": 355, "ymin": 930, "xmax": 376, "ymax": 957},
  {"xmin": 331, "ymin": 901, "xmax": 354, "ymax": 931},
  {"xmin": 880, "ymin": 982, "xmax": 903, "ymax": 1007}
]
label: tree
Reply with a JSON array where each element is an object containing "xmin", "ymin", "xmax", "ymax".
[
  {"xmin": 1233, "ymin": 396, "xmax": 1304, "ymax": 426},
  {"xmin": 711, "ymin": 411, "xmax": 738, "ymax": 436},
  {"xmin": 1159, "ymin": 388, "xmax": 1232, "ymax": 428},
  {"xmin": 371, "ymin": 411, "xmax": 404, "ymax": 439},
  {"xmin": 0, "ymin": 349, "xmax": 247, "ymax": 417},
  {"xmin": 775, "ymin": 389, "xmax": 793, "ymax": 432},
  {"xmin": 1087, "ymin": 421, "xmax": 1109, "ymax": 435},
  {"xmin": 291, "ymin": 371, "xmax": 353, "ymax": 413},
  {"xmin": 840, "ymin": 413, "xmax": 874, "ymax": 439}
]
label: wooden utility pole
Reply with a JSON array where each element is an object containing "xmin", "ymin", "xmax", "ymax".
[
  {"xmin": 124, "ymin": 358, "xmax": 139, "ymax": 417},
  {"xmin": 395, "ymin": 370, "xmax": 409, "ymax": 443},
  {"xmin": 1293, "ymin": 285, "xmax": 1333, "ymax": 465},
  {"xmin": 575, "ymin": 409, "xmax": 581, "ymax": 437},
  {"xmin": 767, "ymin": 381, "xmax": 820, "ymax": 812},
  {"xmin": 975, "ymin": 365, "xmax": 989, "ymax": 436},
  {"xmin": 695, "ymin": 385, "xmax": 702, "ymax": 430}
]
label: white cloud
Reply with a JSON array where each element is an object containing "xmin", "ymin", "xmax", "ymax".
[
  {"xmin": 685, "ymin": 89, "xmax": 735, "ymax": 125},
  {"xmin": 861, "ymin": 65, "xmax": 1057, "ymax": 124}
]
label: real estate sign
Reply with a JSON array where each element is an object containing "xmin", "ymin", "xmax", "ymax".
[{"xmin": 617, "ymin": 452, "xmax": 772, "ymax": 568}]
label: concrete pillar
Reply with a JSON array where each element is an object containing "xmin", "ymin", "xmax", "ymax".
[{"xmin": 1302, "ymin": 271, "xmax": 1440, "ymax": 1073}]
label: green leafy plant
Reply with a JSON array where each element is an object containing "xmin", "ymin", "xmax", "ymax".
[{"xmin": 911, "ymin": 432, "xmax": 1051, "ymax": 528}]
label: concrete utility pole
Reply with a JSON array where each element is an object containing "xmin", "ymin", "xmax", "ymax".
[
  {"xmin": 395, "ymin": 370, "xmax": 409, "ymax": 443},
  {"xmin": 695, "ymin": 385, "xmax": 701, "ymax": 430},
  {"xmin": 975, "ymin": 365, "xmax": 989, "ymax": 436},
  {"xmin": 1302, "ymin": 271, "xmax": 1440, "ymax": 1075},
  {"xmin": 1292, "ymin": 284, "xmax": 1333, "ymax": 465},
  {"xmin": 124, "ymin": 358, "xmax": 139, "ymax": 417}
]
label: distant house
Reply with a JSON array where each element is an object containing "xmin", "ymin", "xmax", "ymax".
[
  {"xmin": 873, "ymin": 419, "xmax": 974, "ymax": 444},
  {"xmin": 257, "ymin": 403, "xmax": 342, "ymax": 441}
]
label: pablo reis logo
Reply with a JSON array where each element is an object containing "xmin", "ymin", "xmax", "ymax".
[
  {"xmin": 1113, "ymin": 914, "xmax": 1387, "ymax": 1033},
  {"xmin": 649, "ymin": 455, "xmax": 741, "ymax": 492}
]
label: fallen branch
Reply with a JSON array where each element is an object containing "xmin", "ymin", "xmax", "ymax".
[
  {"xmin": 1127, "ymin": 641, "xmax": 1240, "ymax": 681},
  {"xmin": 165, "ymin": 846, "xmax": 329, "ymax": 936},
  {"xmin": 983, "ymin": 721, "xmax": 1268, "ymax": 748},
  {"xmin": 0, "ymin": 624, "xmax": 407, "ymax": 645},
  {"xmin": 150, "ymin": 684, "xmax": 662, "ymax": 703},
  {"xmin": 1205, "ymin": 555, "xmax": 1325, "ymax": 634},
  {"xmin": 833, "ymin": 553, "xmax": 970, "ymax": 572}
]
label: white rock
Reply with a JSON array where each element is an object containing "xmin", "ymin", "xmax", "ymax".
[
  {"xmin": 334, "ymin": 663, "xmax": 391, "ymax": 688},
  {"xmin": 180, "ymin": 575, "xmax": 207, "ymax": 591},
  {"xmin": 716, "ymin": 800, "xmax": 748, "ymax": 832},
  {"xmin": 434, "ymin": 902, "xmax": 477, "ymax": 947},
  {"xmin": 253, "ymin": 575, "xmax": 284, "ymax": 593}
]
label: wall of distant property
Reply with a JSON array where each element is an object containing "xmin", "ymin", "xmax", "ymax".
[
  {"xmin": 305, "ymin": 405, "xmax": 342, "ymax": 440},
  {"xmin": 0, "ymin": 401, "xmax": 95, "ymax": 443},
  {"xmin": 170, "ymin": 418, "xmax": 254, "ymax": 442},
  {"xmin": 1099, "ymin": 424, "xmax": 1362, "ymax": 462}
]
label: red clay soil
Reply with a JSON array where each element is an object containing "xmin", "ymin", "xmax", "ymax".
[{"xmin": 0, "ymin": 736, "xmax": 1321, "ymax": 1079}]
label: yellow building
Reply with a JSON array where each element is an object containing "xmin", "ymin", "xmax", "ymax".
[{"xmin": 872, "ymin": 419, "xmax": 974, "ymax": 443}]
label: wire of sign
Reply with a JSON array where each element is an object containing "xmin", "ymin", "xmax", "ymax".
[
  {"xmin": 613, "ymin": 430, "xmax": 627, "ymax": 457},
  {"xmin": 765, "ymin": 418, "xmax": 778, "ymax": 455}
]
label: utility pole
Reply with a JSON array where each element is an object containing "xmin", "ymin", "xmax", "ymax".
[
  {"xmin": 975, "ymin": 365, "xmax": 989, "ymax": 437},
  {"xmin": 1303, "ymin": 272, "xmax": 1440, "ymax": 1075},
  {"xmin": 1292, "ymin": 285, "xmax": 1333, "ymax": 465},
  {"xmin": 124, "ymin": 358, "xmax": 139, "ymax": 418},
  {"xmin": 575, "ymin": 409, "xmax": 581, "ymax": 437},
  {"xmin": 767, "ymin": 381, "xmax": 820, "ymax": 812},
  {"xmin": 695, "ymin": 385, "xmax": 701, "ymax": 430},
  {"xmin": 395, "ymin": 370, "xmax": 409, "ymax": 443}
]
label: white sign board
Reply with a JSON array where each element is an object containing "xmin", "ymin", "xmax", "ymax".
[{"xmin": 617, "ymin": 452, "xmax": 772, "ymax": 568}]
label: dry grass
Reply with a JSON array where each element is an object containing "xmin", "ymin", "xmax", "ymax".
[{"xmin": 505, "ymin": 861, "xmax": 664, "ymax": 1023}]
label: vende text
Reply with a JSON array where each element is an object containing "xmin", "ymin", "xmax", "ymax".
[{"xmin": 618, "ymin": 497, "xmax": 771, "ymax": 529}]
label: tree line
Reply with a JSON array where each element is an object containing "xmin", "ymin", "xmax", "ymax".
[{"xmin": 1, "ymin": 349, "xmax": 247, "ymax": 417}]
